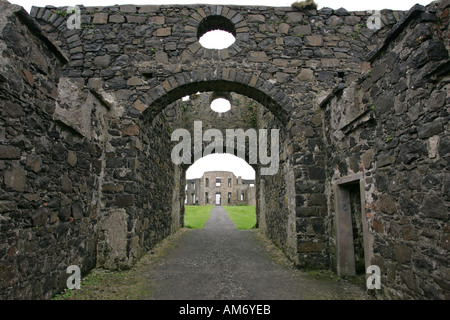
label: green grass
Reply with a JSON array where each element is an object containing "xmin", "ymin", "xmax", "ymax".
[
  {"xmin": 223, "ymin": 205, "xmax": 256, "ymax": 230},
  {"xmin": 184, "ymin": 205, "xmax": 214, "ymax": 229}
]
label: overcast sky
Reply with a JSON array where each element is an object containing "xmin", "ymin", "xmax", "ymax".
[{"xmin": 8, "ymin": 0, "xmax": 432, "ymax": 179}]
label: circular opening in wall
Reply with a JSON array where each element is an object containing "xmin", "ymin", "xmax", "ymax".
[
  {"xmin": 210, "ymin": 98, "xmax": 231, "ymax": 113},
  {"xmin": 198, "ymin": 16, "xmax": 236, "ymax": 49}
]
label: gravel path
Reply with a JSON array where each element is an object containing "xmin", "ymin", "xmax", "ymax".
[{"xmin": 144, "ymin": 206, "xmax": 368, "ymax": 300}]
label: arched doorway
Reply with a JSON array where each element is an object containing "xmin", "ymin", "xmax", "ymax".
[{"xmin": 130, "ymin": 83, "xmax": 299, "ymax": 264}]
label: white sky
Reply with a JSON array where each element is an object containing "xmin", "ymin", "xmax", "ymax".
[
  {"xmin": 7, "ymin": 0, "xmax": 432, "ymax": 179},
  {"xmin": 187, "ymin": 154, "xmax": 255, "ymax": 179}
]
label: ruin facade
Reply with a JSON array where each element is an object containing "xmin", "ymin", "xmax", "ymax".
[{"xmin": 186, "ymin": 171, "xmax": 256, "ymax": 206}]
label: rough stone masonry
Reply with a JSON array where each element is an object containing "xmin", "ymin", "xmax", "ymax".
[{"xmin": 0, "ymin": 0, "xmax": 448, "ymax": 299}]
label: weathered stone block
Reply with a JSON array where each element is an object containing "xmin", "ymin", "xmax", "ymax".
[
  {"xmin": 321, "ymin": 58, "xmax": 340, "ymax": 68},
  {"xmin": 0, "ymin": 145, "xmax": 20, "ymax": 159},
  {"xmin": 60, "ymin": 172, "xmax": 72, "ymax": 193},
  {"xmin": 155, "ymin": 50, "xmax": 169, "ymax": 64},
  {"xmin": 298, "ymin": 68, "xmax": 314, "ymax": 81},
  {"xmin": 132, "ymin": 100, "xmax": 147, "ymax": 113},
  {"xmin": 2, "ymin": 101, "xmax": 24, "ymax": 118},
  {"xmin": 378, "ymin": 194, "xmax": 396, "ymax": 214},
  {"xmin": 248, "ymin": 51, "xmax": 268, "ymax": 62},
  {"xmin": 97, "ymin": 208, "xmax": 129, "ymax": 269},
  {"xmin": 421, "ymin": 195, "xmax": 448, "ymax": 220},
  {"xmin": 298, "ymin": 241, "xmax": 325, "ymax": 253},
  {"xmin": 102, "ymin": 183, "xmax": 124, "ymax": 193},
  {"xmin": 67, "ymin": 150, "xmax": 77, "ymax": 167},
  {"xmin": 155, "ymin": 27, "xmax": 171, "ymax": 37},
  {"xmin": 121, "ymin": 124, "xmax": 139, "ymax": 136},
  {"xmin": 248, "ymin": 14, "xmax": 265, "ymax": 22},
  {"xmin": 92, "ymin": 13, "xmax": 108, "ymax": 24},
  {"xmin": 278, "ymin": 23, "xmax": 290, "ymax": 34},
  {"xmin": 0, "ymin": 200, "xmax": 17, "ymax": 213},
  {"xmin": 418, "ymin": 120, "xmax": 444, "ymax": 139},
  {"xmin": 374, "ymin": 94, "xmax": 394, "ymax": 116},
  {"xmin": 120, "ymin": 5, "xmax": 137, "ymax": 13},
  {"xmin": 394, "ymin": 243, "xmax": 412, "ymax": 264},
  {"xmin": 93, "ymin": 55, "xmax": 111, "ymax": 68},
  {"xmin": 305, "ymin": 35, "xmax": 323, "ymax": 46},
  {"xmin": 345, "ymin": 15, "xmax": 361, "ymax": 25},
  {"xmin": 4, "ymin": 166, "xmax": 26, "ymax": 192},
  {"xmin": 284, "ymin": 36, "xmax": 303, "ymax": 46},
  {"xmin": 26, "ymin": 155, "xmax": 42, "ymax": 173},
  {"xmin": 126, "ymin": 15, "xmax": 147, "ymax": 24},
  {"xmin": 114, "ymin": 194, "xmax": 134, "ymax": 207},
  {"xmin": 371, "ymin": 62, "xmax": 387, "ymax": 82},
  {"xmin": 293, "ymin": 25, "xmax": 312, "ymax": 35},
  {"xmin": 377, "ymin": 150, "xmax": 396, "ymax": 167},
  {"xmin": 287, "ymin": 12, "xmax": 303, "ymax": 23},
  {"xmin": 138, "ymin": 6, "xmax": 160, "ymax": 13},
  {"xmin": 109, "ymin": 15, "xmax": 125, "ymax": 23},
  {"xmin": 149, "ymin": 16, "xmax": 164, "ymax": 24}
]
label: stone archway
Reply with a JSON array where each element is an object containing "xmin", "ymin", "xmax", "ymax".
[{"xmin": 96, "ymin": 74, "xmax": 307, "ymax": 269}]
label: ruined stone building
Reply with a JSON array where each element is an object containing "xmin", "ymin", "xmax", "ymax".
[
  {"xmin": 186, "ymin": 171, "xmax": 256, "ymax": 205},
  {"xmin": 0, "ymin": 0, "xmax": 448, "ymax": 299}
]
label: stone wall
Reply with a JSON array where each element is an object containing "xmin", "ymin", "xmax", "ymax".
[
  {"xmin": 255, "ymin": 99, "xmax": 298, "ymax": 263},
  {"xmin": 0, "ymin": 1, "xmax": 103, "ymax": 299},
  {"xmin": 321, "ymin": 2, "xmax": 449, "ymax": 299},
  {"xmin": 97, "ymin": 106, "xmax": 179, "ymax": 269}
]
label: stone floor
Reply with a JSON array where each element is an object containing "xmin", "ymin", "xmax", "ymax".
[
  {"xmin": 143, "ymin": 206, "xmax": 368, "ymax": 300},
  {"xmin": 55, "ymin": 205, "xmax": 369, "ymax": 300}
]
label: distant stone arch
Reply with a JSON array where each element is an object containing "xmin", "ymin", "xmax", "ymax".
[{"xmin": 140, "ymin": 69, "xmax": 293, "ymax": 125}]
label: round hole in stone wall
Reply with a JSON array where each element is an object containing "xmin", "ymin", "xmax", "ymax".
[
  {"xmin": 198, "ymin": 15, "xmax": 236, "ymax": 49},
  {"xmin": 210, "ymin": 98, "xmax": 231, "ymax": 113}
]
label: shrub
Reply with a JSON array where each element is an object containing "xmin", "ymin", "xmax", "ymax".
[{"xmin": 291, "ymin": 0, "xmax": 318, "ymax": 11}]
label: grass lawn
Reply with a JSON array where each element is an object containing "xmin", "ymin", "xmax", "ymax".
[
  {"xmin": 184, "ymin": 205, "xmax": 214, "ymax": 229},
  {"xmin": 223, "ymin": 205, "xmax": 256, "ymax": 230}
]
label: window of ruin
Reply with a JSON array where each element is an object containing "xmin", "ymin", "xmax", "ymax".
[
  {"xmin": 216, "ymin": 178, "xmax": 221, "ymax": 187},
  {"xmin": 205, "ymin": 178, "xmax": 209, "ymax": 187},
  {"xmin": 205, "ymin": 192, "xmax": 209, "ymax": 204},
  {"xmin": 210, "ymin": 92, "xmax": 232, "ymax": 113},
  {"xmin": 198, "ymin": 15, "xmax": 236, "ymax": 50},
  {"xmin": 210, "ymin": 98, "xmax": 231, "ymax": 113},
  {"xmin": 228, "ymin": 192, "xmax": 231, "ymax": 204},
  {"xmin": 228, "ymin": 178, "xmax": 231, "ymax": 187}
]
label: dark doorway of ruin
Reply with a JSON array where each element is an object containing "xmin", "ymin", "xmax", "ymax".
[
  {"xmin": 335, "ymin": 173, "xmax": 367, "ymax": 277},
  {"xmin": 348, "ymin": 184, "xmax": 365, "ymax": 275}
]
